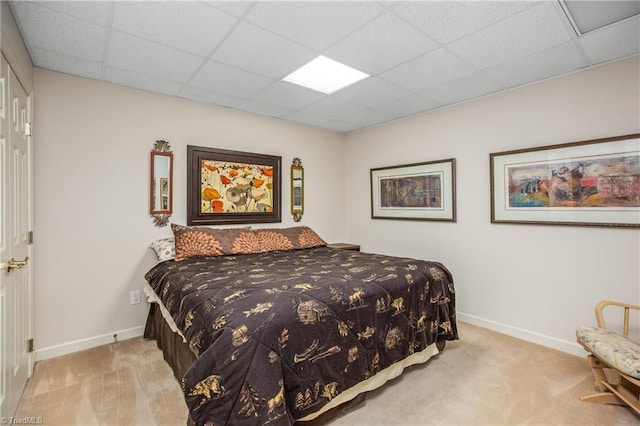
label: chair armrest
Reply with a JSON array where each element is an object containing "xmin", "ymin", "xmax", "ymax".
[{"xmin": 595, "ymin": 300, "xmax": 640, "ymax": 337}]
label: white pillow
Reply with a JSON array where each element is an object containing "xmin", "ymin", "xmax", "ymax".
[{"xmin": 150, "ymin": 237, "xmax": 175, "ymax": 262}]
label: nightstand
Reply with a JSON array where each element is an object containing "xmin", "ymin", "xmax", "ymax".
[{"xmin": 327, "ymin": 243, "xmax": 360, "ymax": 251}]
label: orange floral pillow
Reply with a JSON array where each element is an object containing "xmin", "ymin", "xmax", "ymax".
[
  {"xmin": 253, "ymin": 226, "xmax": 326, "ymax": 252},
  {"xmin": 172, "ymin": 224, "xmax": 258, "ymax": 260}
]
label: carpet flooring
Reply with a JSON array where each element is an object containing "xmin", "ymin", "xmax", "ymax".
[{"xmin": 15, "ymin": 322, "xmax": 637, "ymax": 425}]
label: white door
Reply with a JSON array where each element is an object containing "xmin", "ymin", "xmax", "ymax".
[{"xmin": 0, "ymin": 53, "xmax": 32, "ymax": 419}]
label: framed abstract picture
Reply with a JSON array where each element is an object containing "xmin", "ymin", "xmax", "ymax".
[
  {"xmin": 371, "ymin": 158, "xmax": 456, "ymax": 221},
  {"xmin": 490, "ymin": 134, "xmax": 640, "ymax": 228},
  {"xmin": 187, "ymin": 146, "xmax": 281, "ymax": 226}
]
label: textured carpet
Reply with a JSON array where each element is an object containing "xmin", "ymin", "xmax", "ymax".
[{"xmin": 16, "ymin": 322, "xmax": 637, "ymax": 425}]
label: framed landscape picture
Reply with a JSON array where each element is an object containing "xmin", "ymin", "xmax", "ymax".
[
  {"xmin": 187, "ymin": 146, "xmax": 281, "ymax": 226},
  {"xmin": 490, "ymin": 134, "xmax": 640, "ymax": 228},
  {"xmin": 371, "ymin": 158, "xmax": 456, "ymax": 222}
]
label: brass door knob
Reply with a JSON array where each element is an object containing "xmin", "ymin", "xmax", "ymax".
[{"xmin": 6, "ymin": 256, "xmax": 29, "ymax": 272}]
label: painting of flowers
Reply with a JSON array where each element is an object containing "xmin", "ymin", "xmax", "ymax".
[
  {"xmin": 188, "ymin": 146, "xmax": 281, "ymax": 226},
  {"xmin": 201, "ymin": 161, "xmax": 274, "ymax": 214},
  {"xmin": 491, "ymin": 134, "xmax": 640, "ymax": 228}
]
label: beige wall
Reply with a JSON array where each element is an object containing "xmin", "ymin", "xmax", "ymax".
[
  {"xmin": 33, "ymin": 69, "xmax": 345, "ymax": 352},
  {"xmin": 344, "ymin": 56, "xmax": 640, "ymax": 355},
  {"xmin": 33, "ymin": 57, "xmax": 639, "ymax": 358}
]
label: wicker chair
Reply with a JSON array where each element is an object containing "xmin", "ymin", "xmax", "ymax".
[{"xmin": 576, "ymin": 300, "xmax": 640, "ymax": 416}]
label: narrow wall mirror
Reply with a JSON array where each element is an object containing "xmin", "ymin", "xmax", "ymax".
[
  {"xmin": 150, "ymin": 140, "xmax": 173, "ymax": 227},
  {"xmin": 291, "ymin": 158, "xmax": 303, "ymax": 222}
]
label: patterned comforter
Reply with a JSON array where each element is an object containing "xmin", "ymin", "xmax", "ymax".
[{"xmin": 145, "ymin": 246, "xmax": 458, "ymax": 425}]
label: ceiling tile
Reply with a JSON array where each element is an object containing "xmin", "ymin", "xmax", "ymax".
[
  {"xmin": 244, "ymin": 1, "xmax": 384, "ymax": 50},
  {"xmin": 322, "ymin": 121, "xmax": 359, "ymax": 133},
  {"xmin": 211, "ymin": 22, "xmax": 316, "ymax": 79},
  {"xmin": 106, "ymin": 31, "xmax": 204, "ymax": 82},
  {"xmin": 104, "ymin": 66, "xmax": 184, "ymax": 97},
  {"xmin": 236, "ymin": 99, "xmax": 295, "ymax": 119},
  {"xmin": 280, "ymin": 111, "xmax": 334, "ymax": 129},
  {"xmin": 251, "ymin": 81, "xmax": 326, "ymax": 110},
  {"xmin": 178, "ymin": 86, "xmax": 246, "ymax": 109},
  {"xmin": 484, "ymin": 41, "xmax": 589, "ymax": 89},
  {"xmin": 422, "ymin": 73, "xmax": 501, "ymax": 106},
  {"xmin": 295, "ymin": 97, "xmax": 364, "ymax": 121},
  {"xmin": 322, "ymin": 120, "xmax": 356, "ymax": 133},
  {"xmin": 578, "ymin": 16, "xmax": 640, "ymax": 64},
  {"xmin": 372, "ymin": 94, "xmax": 441, "ymax": 120},
  {"xmin": 202, "ymin": 0, "xmax": 256, "ymax": 18},
  {"xmin": 26, "ymin": 0, "xmax": 112, "ymax": 26},
  {"xmin": 380, "ymin": 48, "xmax": 476, "ymax": 92},
  {"xmin": 333, "ymin": 77, "xmax": 411, "ymax": 108},
  {"xmin": 391, "ymin": 1, "xmax": 535, "ymax": 44},
  {"xmin": 111, "ymin": 2, "xmax": 237, "ymax": 57},
  {"xmin": 189, "ymin": 60, "xmax": 273, "ymax": 99},
  {"xmin": 336, "ymin": 108, "xmax": 395, "ymax": 130},
  {"xmin": 11, "ymin": 1, "xmax": 107, "ymax": 61},
  {"xmin": 447, "ymin": 2, "xmax": 573, "ymax": 69},
  {"xmin": 325, "ymin": 11, "xmax": 438, "ymax": 75},
  {"xmin": 28, "ymin": 47, "xmax": 103, "ymax": 81}
]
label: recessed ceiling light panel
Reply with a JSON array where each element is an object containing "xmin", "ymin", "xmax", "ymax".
[
  {"xmin": 561, "ymin": 0, "xmax": 640, "ymax": 35},
  {"xmin": 283, "ymin": 56, "xmax": 369, "ymax": 94}
]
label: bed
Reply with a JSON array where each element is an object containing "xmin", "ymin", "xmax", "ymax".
[{"xmin": 144, "ymin": 225, "xmax": 458, "ymax": 425}]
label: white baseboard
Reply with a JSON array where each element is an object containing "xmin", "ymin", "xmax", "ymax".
[
  {"xmin": 35, "ymin": 325, "xmax": 145, "ymax": 361},
  {"xmin": 457, "ymin": 312, "xmax": 586, "ymax": 358}
]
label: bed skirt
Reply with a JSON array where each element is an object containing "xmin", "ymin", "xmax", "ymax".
[{"xmin": 144, "ymin": 303, "xmax": 197, "ymax": 383}]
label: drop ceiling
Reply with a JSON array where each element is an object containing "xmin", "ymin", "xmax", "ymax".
[{"xmin": 8, "ymin": 1, "xmax": 640, "ymax": 133}]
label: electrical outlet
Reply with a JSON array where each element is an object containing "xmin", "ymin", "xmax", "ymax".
[{"xmin": 130, "ymin": 290, "xmax": 141, "ymax": 305}]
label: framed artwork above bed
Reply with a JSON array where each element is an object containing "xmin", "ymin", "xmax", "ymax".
[{"xmin": 187, "ymin": 146, "xmax": 282, "ymax": 226}]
